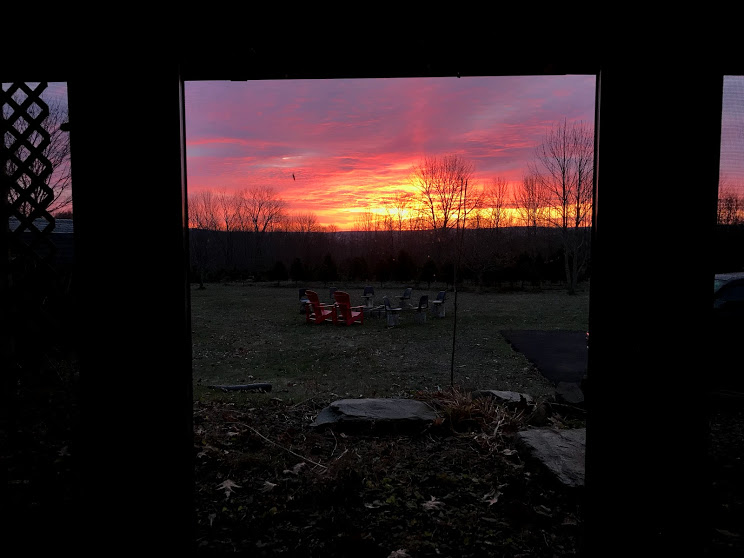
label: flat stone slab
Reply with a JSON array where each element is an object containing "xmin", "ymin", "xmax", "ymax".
[
  {"xmin": 515, "ymin": 428, "xmax": 586, "ymax": 488},
  {"xmin": 311, "ymin": 398, "xmax": 439, "ymax": 432},
  {"xmin": 555, "ymin": 382, "xmax": 584, "ymax": 405}
]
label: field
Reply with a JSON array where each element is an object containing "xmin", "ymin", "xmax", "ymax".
[
  {"xmin": 191, "ymin": 282, "xmax": 593, "ymax": 556},
  {"xmin": 191, "ymin": 282, "xmax": 590, "ymax": 404}
]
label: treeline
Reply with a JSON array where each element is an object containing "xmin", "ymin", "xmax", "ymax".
[
  {"xmin": 186, "ymin": 117, "xmax": 744, "ymax": 291},
  {"xmin": 188, "ymin": 121, "xmax": 597, "ymax": 293},
  {"xmin": 717, "ymin": 185, "xmax": 744, "ymax": 226},
  {"xmin": 189, "ymin": 220, "xmax": 744, "ymax": 289},
  {"xmin": 189, "ymin": 224, "xmax": 589, "ymax": 290}
]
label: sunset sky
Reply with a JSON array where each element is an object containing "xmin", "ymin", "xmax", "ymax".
[
  {"xmin": 184, "ymin": 75, "xmax": 598, "ymax": 230},
  {"xmin": 721, "ymin": 75, "xmax": 744, "ymax": 192},
  {"xmin": 19, "ymin": 75, "xmax": 744, "ymax": 230}
]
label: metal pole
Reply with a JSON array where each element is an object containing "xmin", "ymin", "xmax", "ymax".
[{"xmin": 450, "ymin": 176, "xmax": 468, "ymax": 387}]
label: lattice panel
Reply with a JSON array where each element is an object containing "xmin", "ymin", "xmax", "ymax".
[{"xmin": 2, "ymin": 82, "xmax": 56, "ymax": 269}]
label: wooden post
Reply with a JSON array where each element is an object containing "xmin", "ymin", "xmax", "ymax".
[{"xmin": 584, "ymin": 60, "xmax": 720, "ymax": 555}]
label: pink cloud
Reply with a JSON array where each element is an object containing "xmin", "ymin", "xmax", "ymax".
[{"xmin": 185, "ymin": 75, "xmax": 597, "ymax": 229}]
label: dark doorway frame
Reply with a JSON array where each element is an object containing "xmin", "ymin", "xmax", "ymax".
[{"xmin": 3, "ymin": 36, "xmax": 740, "ymax": 555}]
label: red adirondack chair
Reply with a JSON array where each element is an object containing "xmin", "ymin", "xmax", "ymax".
[
  {"xmin": 304, "ymin": 289, "xmax": 337, "ymax": 324},
  {"xmin": 333, "ymin": 290, "xmax": 364, "ymax": 325}
]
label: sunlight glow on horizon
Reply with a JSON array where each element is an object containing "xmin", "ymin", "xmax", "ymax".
[
  {"xmin": 3, "ymin": 78, "xmax": 741, "ymax": 228},
  {"xmin": 184, "ymin": 75, "xmax": 599, "ymax": 230},
  {"xmin": 182, "ymin": 75, "xmax": 744, "ymax": 230}
]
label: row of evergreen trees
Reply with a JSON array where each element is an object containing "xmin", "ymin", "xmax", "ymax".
[{"xmin": 189, "ymin": 227, "xmax": 577, "ymax": 289}]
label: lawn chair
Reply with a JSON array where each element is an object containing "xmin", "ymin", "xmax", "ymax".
[
  {"xmin": 362, "ymin": 285, "xmax": 375, "ymax": 308},
  {"xmin": 431, "ymin": 290, "xmax": 446, "ymax": 318},
  {"xmin": 333, "ymin": 291, "xmax": 364, "ymax": 325},
  {"xmin": 383, "ymin": 296, "xmax": 402, "ymax": 327},
  {"xmin": 413, "ymin": 294, "xmax": 429, "ymax": 323},
  {"xmin": 397, "ymin": 287, "xmax": 413, "ymax": 309},
  {"xmin": 299, "ymin": 288, "xmax": 310, "ymax": 314},
  {"xmin": 304, "ymin": 289, "xmax": 337, "ymax": 324}
]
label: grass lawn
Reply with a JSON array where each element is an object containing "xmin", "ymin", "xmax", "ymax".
[
  {"xmin": 191, "ymin": 281, "xmax": 590, "ymax": 406},
  {"xmin": 190, "ymin": 281, "xmax": 592, "ymax": 554}
]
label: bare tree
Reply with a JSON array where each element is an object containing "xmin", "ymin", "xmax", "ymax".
[
  {"xmin": 212, "ymin": 189, "xmax": 236, "ymax": 232},
  {"xmin": 3, "ymin": 87, "xmax": 71, "ymax": 217},
  {"xmin": 386, "ymin": 191, "xmax": 414, "ymax": 232},
  {"xmin": 461, "ymin": 177, "xmax": 515, "ymax": 290},
  {"xmin": 188, "ymin": 190, "xmax": 219, "ymax": 231},
  {"xmin": 512, "ymin": 173, "xmax": 545, "ymax": 230},
  {"xmin": 288, "ymin": 211, "xmax": 321, "ymax": 234},
  {"xmin": 235, "ymin": 186, "xmax": 287, "ymax": 274},
  {"xmin": 237, "ymin": 186, "xmax": 287, "ymax": 234},
  {"xmin": 529, "ymin": 119, "xmax": 594, "ymax": 294},
  {"xmin": 213, "ymin": 189, "xmax": 238, "ymax": 268},
  {"xmin": 188, "ymin": 190, "xmax": 220, "ymax": 288},
  {"xmin": 483, "ymin": 176, "xmax": 513, "ymax": 229},
  {"xmin": 353, "ymin": 210, "xmax": 378, "ymax": 232},
  {"xmin": 410, "ymin": 154, "xmax": 476, "ymax": 234},
  {"xmin": 406, "ymin": 209, "xmax": 429, "ymax": 232}
]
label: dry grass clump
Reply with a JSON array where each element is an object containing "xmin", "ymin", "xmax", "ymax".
[
  {"xmin": 415, "ymin": 385, "xmax": 585, "ymax": 454},
  {"xmin": 416, "ymin": 387, "xmax": 532, "ymax": 449}
]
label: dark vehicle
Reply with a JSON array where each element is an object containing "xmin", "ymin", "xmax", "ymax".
[{"xmin": 712, "ymin": 272, "xmax": 744, "ymax": 390}]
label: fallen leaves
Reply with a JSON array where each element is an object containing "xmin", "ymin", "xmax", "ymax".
[
  {"xmin": 421, "ymin": 496, "xmax": 445, "ymax": 511},
  {"xmin": 194, "ymin": 393, "xmax": 589, "ymax": 556},
  {"xmin": 282, "ymin": 462, "xmax": 306, "ymax": 476},
  {"xmin": 216, "ymin": 479, "xmax": 241, "ymax": 499},
  {"xmin": 482, "ymin": 490, "xmax": 501, "ymax": 506},
  {"xmin": 261, "ymin": 481, "xmax": 277, "ymax": 493}
]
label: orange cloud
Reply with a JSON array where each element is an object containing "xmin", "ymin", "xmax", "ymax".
[{"xmin": 185, "ymin": 75, "xmax": 598, "ymax": 230}]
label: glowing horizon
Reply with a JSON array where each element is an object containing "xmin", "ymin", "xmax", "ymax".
[
  {"xmin": 184, "ymin": 75, "xmax": 598, "ymax": 230},
  {"xmin": 10, "ymin": 76, "xmax": 743, "ymax": 229}
]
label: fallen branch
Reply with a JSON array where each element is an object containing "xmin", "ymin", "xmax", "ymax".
[
  {"xmin": 246, "ymin": 425, "xmax": 327, "ymax": 470},
  {"xmin": 329, "ymin": 429, "xmax": 338, "ymax": 458}
]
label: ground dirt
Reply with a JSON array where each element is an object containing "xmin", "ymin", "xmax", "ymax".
[
  {"xmin": 193, "ymin": 389, "xmax": 587, "ymax": 556},
  {"xmin": 3, "ymin": 365, "xmax": 743, "ymax": 557},
  {"xmin": 191, "ymin": 389, "xmax": 744, "ymax": 557}
]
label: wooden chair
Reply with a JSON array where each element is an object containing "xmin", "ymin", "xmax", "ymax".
[
  {"xmin": 304, "ymin": 289, "xmax": 337, "ymax": 324},
  {"xmin": 333, "ymin": 291, "xmax": 364, "ymax": 325},
  {"xmin": 414, "ymin": 294, "xmax": 429, "ymax": 323},
  {"xmin": 383, "ymin": 296, "xmax": 402, "ymax": 327}
]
